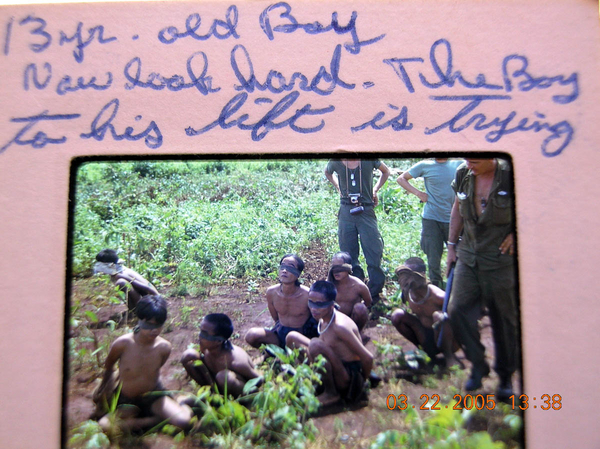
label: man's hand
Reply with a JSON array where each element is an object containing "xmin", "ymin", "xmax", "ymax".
[
  {"xmin": 416, "ymin": 191, "xmax": 428, "ymax": 203},
  {"xmin": 446, "ymin": 246, "xmax": 457, "ymax": 277},
  {"xmin": 373, "ymin": 191, "xmax": 379, "ymax": 206},
  {"xmin": 499, "ymin": 233, "xmax": 515, "ymax": 255}
]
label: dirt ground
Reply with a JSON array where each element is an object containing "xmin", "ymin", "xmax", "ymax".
[{"xmin": 66, "ymin": 245, "xmax": 522, "ymax": 448}]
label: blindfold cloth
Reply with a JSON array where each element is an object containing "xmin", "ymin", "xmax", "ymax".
[
  {"xmin": 93, "ymin": 261, "xmax": 123, "ymax": 275},
  {"xmin": 199, "ymin": 330, "xmax": 226, "ymax": 342},
  {"xmin": 279, "ymin": 263, "xmax": 301, "ymax": 278},
  {"xmin": 138, "ymin": 319, "xmax": 163, "ymax": 330},
  {"xmin": 327, "ymin": 263, "xmax": 352, "ymax": 283},
  {"xmin": 308, "ymin": 299, "xmax": 336, "ymax": 309},
  {"xmin": 199, "ymin": 330, "xmax": 233, "ymax": 350}
]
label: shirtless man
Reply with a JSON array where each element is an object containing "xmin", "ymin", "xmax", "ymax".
[
  {"xmin": 287, "ymin": 281, "xmax": 373, "ymax": 406},
  {"xmin": 245, "ymin": 254, "xmax": 318, "ymax": 348},
  {"xmin": 391, "ymin": 260, "xmax": 461, "ymax": 368},
  {"xmin": 181, "ymin": 313, "xmax": 261, "ymax": 398},
  {"xmin": 327, "ymin": 252, "xmax": 372, "ymax": 331},
  {"xmin": 94, "ymin": 296, "xmax": 193, "ymax": 432},
  {"xmin": 94, "ymin": 249, "xmax": 159, "ymax": 310}
]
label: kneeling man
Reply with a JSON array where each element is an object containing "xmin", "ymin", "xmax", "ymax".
[
  {"xmin": 391, "ymin": 260, "xmax": 461, "ymax": 368},
  {"xmin": 287, "ymin": 281, "xmax": 373, "ymax": 406}
]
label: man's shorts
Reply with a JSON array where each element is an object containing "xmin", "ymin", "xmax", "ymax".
[
  {"xmin": 422, "ymin": 326, "xmax": 440, "ymax": 358},
  {"xmin": 270, "ymin": 316, "xmax": 319, "ymax": 347},
  {"xmin": 117, "ymin": 381, "xmax": 172, "ymax": 417},
  {"xmin": 342, "ymin": 360, "xmax": 366, "ymax": 403}
]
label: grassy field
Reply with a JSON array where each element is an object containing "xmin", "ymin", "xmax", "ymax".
[{"xmin": 66, "ymin": 158, "xmax": 523, "ymax": 449}]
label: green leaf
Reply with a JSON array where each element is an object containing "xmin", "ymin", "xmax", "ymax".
[
  {"xmin": 242, "ymin": 376, "xmax": 262, "ymax": 395},
  {"xmin": 84, "ymin": 310, "xmax": 99, "ymax": 323},
  {"xmin": 84, "ymin": 432, "xmax": 110, "ymax": 449}
]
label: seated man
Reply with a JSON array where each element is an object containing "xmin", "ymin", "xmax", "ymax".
[
  {"xmin": 94, "ymin": 296, "xmax": 193, "ymax": 433},
  {"xmin": 391, "ymin": 259, "xmax": 461, "ymax": 368},
  {"xmin": 245, "ymin": 254, "xmax": 318, "ymax": 348},
  {"xmin": 327, "ymin": 252, "xmax": 372, "ymax": 332},
  {"xmin": 287, "ymin": 281, "xmax": 374, "ymax": 406},
  {"xmin": 181, "ymin": 313, "xmax": 261, "ymax": 398},
  {"xmin": 94, "ymin": 249, "xmax": 159, "ymax": 310}
]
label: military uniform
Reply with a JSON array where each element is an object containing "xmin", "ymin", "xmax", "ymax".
[
  {"xmin": 448, "ymin": 160, "xmax": 518, "ymax": 381},
  {"xmin": 326, "ymin": 160, "xmax": 385, "ymax": 298}
]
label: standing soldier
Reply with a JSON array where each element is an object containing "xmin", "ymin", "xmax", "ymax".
[
  {"xmin": 325, "ymin": 159, "xmax": 390, "ymax": 302},
  {"xmin": 446, "ymin": 158, "xmax": 517, "ymax": 399}
]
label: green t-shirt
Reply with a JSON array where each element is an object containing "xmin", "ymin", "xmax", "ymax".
[{"xmin": 326, "ymin": 159, "xmax": 382, "ymax": 205}]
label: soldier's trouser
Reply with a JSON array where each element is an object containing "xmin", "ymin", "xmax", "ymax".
[
  {"xmin": 420, "ymin": 218, "xmax": 449, "ymax": 288},
  {"xmin": 338, "ymin": 205, "xmax": 385, "ymax": 297},
  {"xmin": 448, "ymin": 260, "xmax": 519, "ymax": 379}
]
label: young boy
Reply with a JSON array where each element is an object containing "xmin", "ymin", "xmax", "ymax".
[
  {"xmin": 391, "ymin": 261, "xmax": 462, "ymax": 368},
  {"xmin": 327, "ymin": 252, "xmax": 372, "ymax": 331},
  {"xmin": 287, "ymin": 281, "xmax": 373, "ymax": 406},
  {"xmin": 181, "ymin": 313, "xmax": 261, "ymax": 398},
  {"xmin": 94, "ymin": 296, "xmax": 193, "ymax": 432},
  {"xmin": 94, "ymin": 249, "xmax": 159, "ymax": 310},
  {"xmin": 245, "ymin": 254, "xmax": 318, "ymax": 348}
]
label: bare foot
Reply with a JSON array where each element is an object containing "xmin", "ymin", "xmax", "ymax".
[{"xmin": 317, "ymin": 391, "xmax": 341, "ymax": 407}]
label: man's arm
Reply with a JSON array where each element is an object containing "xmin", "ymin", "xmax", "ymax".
[
  {"xmin": 160, "ymin": 340, "xmax": 172, "ymax": 366},
  {"xmin": 113, "ymin": 271, "xmax": 158, "ymax": 296},
  {"xmin": 266, "ymin": 288, "xmax": 279, "ymax": 323},
  {"xmin": 99, "ymin": 338, "xmax": 125, "ymax": 387},
  {"xmin": 372, "ymin": 162, "xmax": 390, "ymax": 206},
  {"xmin": 446, "ymin": 198, "xmax": 463, "ymax": 276},
  {"xmin": 181, "ymin": 350, "xmax": 214, "ymax": 386},
  {"xmin": 397, "ymin": 171, "xmax": 428, "ymax": 203},
  {"xmin": 324, "ymin": 168, "xmax": 341, "ymax": 195},
  {"xmin": 356, "ymin": 280, "xmax": 372, "ymax": 308}
]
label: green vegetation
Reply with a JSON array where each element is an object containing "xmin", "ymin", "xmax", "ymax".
[{"xmin": 72, "ymin": 159, "xmax": 423, "ymax": 298}]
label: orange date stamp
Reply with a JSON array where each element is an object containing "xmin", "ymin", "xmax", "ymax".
[{"xmin": 386, "ymin": 394, "xmax": 562, "ymax": 411}]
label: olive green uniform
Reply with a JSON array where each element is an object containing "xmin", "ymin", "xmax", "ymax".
[
  {"xmin": 447, "ymin": 160, "xmax": 519, "ymax": 380},
  {"xmin": 326, "ymin": 159, "xmax": 385, "ymax": 298}
]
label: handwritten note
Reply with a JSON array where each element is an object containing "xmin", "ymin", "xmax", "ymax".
[{"xmin": 0, "ymin": 2, "xmax": 580, "ymax": 156}]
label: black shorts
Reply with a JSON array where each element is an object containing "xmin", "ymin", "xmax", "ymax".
[
  {"xmin": 342, "ymin": 360, "xmax": 365, "ymax": 403},
  {"xmin": 271, "ymin": 316, "xmax": 319, "ymax": 347}
]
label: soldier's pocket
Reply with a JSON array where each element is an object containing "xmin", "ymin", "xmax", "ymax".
[{"xmin": 490, "ymin": 191, "xmax": 512, "ymax": 225}]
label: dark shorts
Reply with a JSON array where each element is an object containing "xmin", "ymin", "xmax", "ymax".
[
  {"xmin": 117, "ymin": 382, "xmax": 172, "ymax": 417},
  {"xmin": 422, "ymin": 326, "xmax": 440, "ymax": 358},
  {"xmin": 271, "ymin": 316, "xmax": 319, "ymax": 347},
  {"xmin": 342, "ymin": 360, "xmax": 365, "ymax": 403}
]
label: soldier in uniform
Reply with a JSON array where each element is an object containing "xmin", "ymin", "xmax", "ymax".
[
  {"xmin": 324, "ymin": 159, "xmax": 390, "ymax": 302},
  {"xmin": 446, "ymin": 158, "xmax": 518, "ymax": 399}
]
